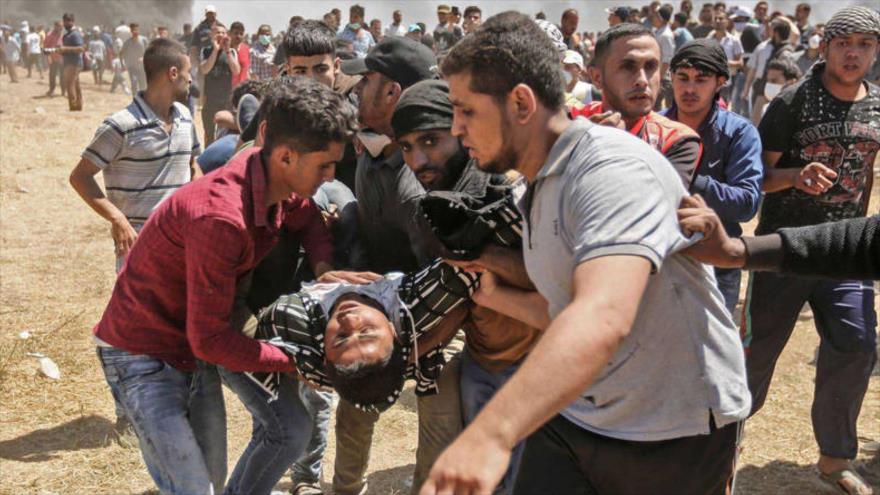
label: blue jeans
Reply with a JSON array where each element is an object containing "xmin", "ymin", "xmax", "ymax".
[
  {"xmin": 715, "ymin": 267, "xmax": 742, "ymax": 317},
  {"xmin": 219, "ymin": 367, "xmax": 313, "ymax": 495},
  {"xmin": 460, "ymin": 349, "xmax": 524, "ymax": 495},
  {"xmin": 98, "ymin": 347, "xmax": 227, "ymax": 494},
  {"xmin": 291, "ymin": 387, "xmax": 334, "ymax": 483},
  {"xmin": 731, "ymin": 71, "xmax": 750, "ymax": 119}
]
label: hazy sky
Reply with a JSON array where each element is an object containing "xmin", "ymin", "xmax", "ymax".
[{"xmin": 190, "ymin": 0, "xmax": 871, "ymax": 35}]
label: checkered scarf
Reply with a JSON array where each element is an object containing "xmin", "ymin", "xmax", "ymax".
[{"xmin": 823, "ymin": 6, "xmax": 880, "ymax": 42}]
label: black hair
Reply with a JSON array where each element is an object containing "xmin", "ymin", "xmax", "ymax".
[
  {"xmin": 658, "ymin": 4, "xmax": 674, "ymax": 22},
  {"xmin": 464, "ymin": 6, "xmax": 481, "ymax": 17},
  {"xmin": 593, "ymin": 23, "xmax": 653, "ymax": 67},
  {"xmin": 796, "ymin": 2, "xmax": 811, "ymax": 13},
  {"xmin": 562, "ymin": 8, "xmax": 578, "ymax": 19},
  {"xmin": 767, "ymin": 58, "xmax": 802, "ymax": 80},
  {"xmin": 143, "ymin": 38, "xmax": 188, "ymax": 82},
  {"xmin": 441, "ymin": 11, "xmax": 564, "ymax": 110},
  {"xmin": 771, "ymin": 18, "xmax": 791, "ymax": 40},
  {"xmin": 325, "ymin": 339, "xmax": 408, "ymax": 411},
  {"xmin": 259, "ymin": 77, "xmax": 358, "ymax": 153},
  {"xmin": 350, "ymin": 4, "xmax": 365, "ymax": 18},
  {"xmin": 535, "ymin": 11, "xmax": 546, "ymax": 20},
  {"xmin": 62, "ymin": 13, "xmax": 74, "ymax": 22},
  {"xmin": 231, "ymin": 78, "xmax": 269, "ymax": 108},
  {"xmin": 674, "ymin": 12, "xmax": 689, "ymax": 25},
  {"xmin": 230, "ymin": 21, "xmax": 244, "ymax": 32},
  {"xmin": 283, "ymin": 19, "xmax": 336, "ymax": 58}
]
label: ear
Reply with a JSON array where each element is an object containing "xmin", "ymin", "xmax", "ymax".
[
  {"xmin": 588, "ymin": 65, "xmax": 603, "ymax": 90},
  {"xmin": 509, "ymin": 83, "xmax": 537, "ymax": 124},
  {"xmin": 386, "ymin": 80, "xmax": 402, "ymax": 105},
  {"xmin": 168, "ymin": 65, "xmax": 179, "ymax": 81},
  {"xmin": 333, "ymin": 56, "xmax": 341, "ymax": 74},
  {"xmin": 257, "ymin": 120, "xmax": 268, "ymax": 147},
  {"xmin": 716, "ymin": 75, "xmax": 728, "ymax": 92}
]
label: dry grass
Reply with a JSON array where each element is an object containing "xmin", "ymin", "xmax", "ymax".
[{"xmin": 0, "ymin": 73, "xmax": 877, "ymax": 495}]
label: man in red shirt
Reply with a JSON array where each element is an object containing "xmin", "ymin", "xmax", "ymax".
[
  {"xmin": 571, "ymin": 22, "xmax": 702, "ymax": 187},
  {"xmin": 94, "ymin": 78, "xmax": 359, "ymax": 494},
  {"xmin": 43, "ymin": 20, "xmax": 64, "ymax": 97},
  {"xmin": 229, "ymin": 21, "xmax": 249, "ymax": 86}
]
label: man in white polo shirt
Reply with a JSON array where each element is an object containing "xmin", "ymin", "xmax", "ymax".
[{"xmin": 69, "ymin": 37, "xmax": 202, "ymax": 444}]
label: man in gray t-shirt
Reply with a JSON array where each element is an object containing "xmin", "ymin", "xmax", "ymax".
[{"xmin": 422, "ymin": 12, "xmax": 749, "ymax": 495}]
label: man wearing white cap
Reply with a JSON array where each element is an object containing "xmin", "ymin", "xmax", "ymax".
[
  {"xmin": 561, "ymin": 50, "xmax": 599, "ymax": 106},
  {"xmin": 190, "ymin": 5, "xmax": 217, "ymax": 67}
]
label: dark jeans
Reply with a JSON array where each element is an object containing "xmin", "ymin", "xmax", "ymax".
[
  {"xmin": 743, "ymin": 273, "xmax": 877, "ymax": 459},
  {"xmin": 715, "ymin": 267, "xmax": 742, "ymax": 316},
  {"xmin": 201, "ymin": 100, "xmax": 228, "ymax": 146},
  {"xmin": 513, "ymin": 415, "xmax": 738, "ymax": 495}
]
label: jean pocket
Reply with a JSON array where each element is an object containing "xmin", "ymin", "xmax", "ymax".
[{"xmin": 114, "ymin": 355, "xmax": 168, "ymax": 385}]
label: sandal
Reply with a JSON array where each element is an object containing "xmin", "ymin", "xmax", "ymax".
[{"xmin": 819, "ymin": 468, "xmax": 874, "ymax": 495}]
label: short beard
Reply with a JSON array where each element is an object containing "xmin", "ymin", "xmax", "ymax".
[{"xmin": 477, "ymin": 113, "xmax": 518, "ymax": 174}]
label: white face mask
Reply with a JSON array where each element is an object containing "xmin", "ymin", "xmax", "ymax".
[
  {"xmin": 734, "ymin": 21, "xmax": 747, "ymax": 32},
  {"xmin": 764, "ymin": 82, "xmax": 783, "ymax": 101},
  {"xmin": 562, "ymin": 70, "xmax": 573, "ymax": 86}
]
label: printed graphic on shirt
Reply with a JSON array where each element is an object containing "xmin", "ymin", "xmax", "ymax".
[{"xmin": 757, "ymin": 64, "xmax": 880, "ymax": 234}]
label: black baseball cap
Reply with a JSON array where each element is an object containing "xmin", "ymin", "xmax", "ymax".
[
  {"xmin": 340, "ymin": 36, "xmax": 438, "ymax": 89},
  {"xmin": 605, "ymin": 6, "xmax": 632, "ymax": 20}
]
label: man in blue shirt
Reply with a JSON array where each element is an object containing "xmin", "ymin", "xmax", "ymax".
[
  {"xmin": 663, "ymin": 39, "xmax": 764, "ymax": 314},
  {"xmin": 59, "ymin": 13, "xmax": 84, "ymax": 111},
  {"xmin": 672, "ymin": 12, "xmax": 694, "ymax": 52}
]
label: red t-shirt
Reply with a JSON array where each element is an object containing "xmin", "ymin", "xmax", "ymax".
[
  {"xmin": 232, "ymin": 43, "xmax": 250, "ymax": 86},
  {"xmin": 94, "ymin": 147, "xmax": 333, "ymax": 372}
]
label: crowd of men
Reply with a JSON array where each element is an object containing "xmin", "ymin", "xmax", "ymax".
[{"xmin": 3, "ymin": 1, "xmax": 879, "ymax": 494}]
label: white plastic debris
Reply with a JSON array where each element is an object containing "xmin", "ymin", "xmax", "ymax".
[
  {"xmin": 34, "ymin": 106, "xmax": 46, "ymax": 114},
  {"xmin": 16, "ymin": 184, "xmax": 28, "ymax": 193},
  {"xmin": 18, "ymin": 330, "xmax": 30, "ymax": 339},
  {"xmin": 26, "ymin": 352, "xmax": 61, "ymax": 380}
]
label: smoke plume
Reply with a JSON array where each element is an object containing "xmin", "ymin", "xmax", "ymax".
[{"xmin": 2, "ymin": 0, "xmax": 195, "ymax": 31}]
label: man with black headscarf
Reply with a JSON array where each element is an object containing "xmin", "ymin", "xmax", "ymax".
[
  {"xmin": 661, "ymin": 38, "xmax": 763, "ymax": 314},
  {"xmin": 392, "ymin": 79, "xmax": 542, "ymax": 494}
]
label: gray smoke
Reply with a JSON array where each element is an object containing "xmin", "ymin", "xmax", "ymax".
[{"xmin": 1, "ymin": 0, "xmax": 195, "ymax": 31}]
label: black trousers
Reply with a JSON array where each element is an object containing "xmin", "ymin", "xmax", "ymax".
[{"xmin": 514, "ymin": 415, "xmax": 738, "ymax": 495}]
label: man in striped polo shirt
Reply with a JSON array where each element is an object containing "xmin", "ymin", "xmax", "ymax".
[
  {"xmin": 70, "ymin": 37, "xmax": 202, "ymax": 272},
  {"xmin": 69, "ymin": 37, "xmax": 201, "ymax": 444}
]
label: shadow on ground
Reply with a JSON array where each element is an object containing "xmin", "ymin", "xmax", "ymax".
[
  {"xmin": 736, "ymin": 455, "xmax": 879, "ymax": 494},
  {"xmin": 0, "ymin": 414, "xmax": 114, "ymax": 462}
]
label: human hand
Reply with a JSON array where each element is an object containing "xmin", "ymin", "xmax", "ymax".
[
  {"xmin": 110, "ymin": 216, "xmax": 138, "ymax": 257},
  {"xmin": 420, "ymin": 426, "xmax": 512, "ymax": 495},
  {"xmin": 472, "ymin": 270, "xmax": 498, "ymax": 307},
  {"xmin": 589, "ymin": 110, "xmax": 625, "ymax": 129},
  {"xmin": 677, "ymin": 195, "xmax": 746, "ymax": 268},
  {"xmin": 794, "ymin": 162, "xmax": 837, "ymax": 195},
  {"xmin": 317, "ymin": 270, "xmax": 382, "ymax": 285}
]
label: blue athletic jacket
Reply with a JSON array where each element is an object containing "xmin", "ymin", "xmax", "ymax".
[{"xmin": 663, "ymin": 102, "xmax": 764, "ymax": 237}]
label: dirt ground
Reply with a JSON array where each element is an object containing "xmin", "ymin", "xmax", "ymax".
[{"xmin": 0, "ymin": 73, "xmax": 877, "ymax": 495}]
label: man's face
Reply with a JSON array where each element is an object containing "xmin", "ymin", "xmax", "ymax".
[
  {"xmin": 171, "ymin": 56, "xmax": 193, "ymax": 103},
  {"xmin": 206, "ymin": 11, "xmax": 216, "ymax": 23},
  {"xmin": 447, "ymin": 72, "xmax": 518, "ymax": 174},
  {"xmin": 370, "ymin": 20, "xmax": 382, "ymax": 38},
  {"xmin": 53, "ymin": 22, "xmax": 62, "ymax": 33},
  {"xmin": 754, "ymin": 3, "xmax": 768, "ymax": 21},
  {"xmin": 354, "ymin": 72, "xmax": 396, "ymax": 134},
  {"xmin": 350, "ymin": 13, "xmax": 364, "ymax": 26},
  {"xmin": 672, "ymin": 67, "xmax": 724, "ymax": 116},
  {"xmin": 590, "ymin": 35, "xmax": 660, "ymax": 123},
  {"xmin": 714, "ymin": 13, "xmax": 728, "ymax": 33},
  {"xmin": 795, "ymin": 6, "xmax": 809, "ymax": 24},
  {"xmin": 561, "ymin": 13, "xmax": 579, "ymax": 36},
  {"xmin": 398, "ymin": 128, "xmax": 466, "ymax": 191},
  {"xmin": 213, "ymin": 25, "xmax": 227, "ymax": 44},
  {"xmin": 822, "ymin": 34, "xmax": 880, "ymax": 86},
  {"xmin": 609, "ymin": 13, "xmax": 623, "ymax": 26},
  {"xmin": 464, "ymin": 12, "xmax": 481, "ymax": 32},
  {"xmin": 699, "ymin": 7, "xmax": 714, "ymax": 24},
  {"xmin": 681, "ymin": 1, "xmax": 692, "ymax": 15},
  {"xmin": 287, "ymin": 54, "xmax": 337, "ymax": 88},
  {"xmin": 131, "ymin": 26, "xmax": 139, "ymax": 37},
  {"xmin": 230, "ymin": 27, "xmax": 244, "ymax": 45},
  {"xmin": 274, "ymin": 140, "xmax": 344, "ymax": 198},
  {"xmin": 158, "ymin": 27, "xmax": 169, "ymax": 38},
  {"xmin": 324, "ymin": 294, "xmax": 395, "ymax": 367},
  {"xmin": 393, "ymin": 11, "xmax": 402, "ymax": 24},
  {"xmin": 765, "ymin": 68, "xmax": 788, "ymax": 85},
  {"xmin": 437, "ymin": 11, "xmax": 448, "ymax": 24},
  {"xmin": 258, "ymin": 26, "xmax": 272, "ymax": 38}
]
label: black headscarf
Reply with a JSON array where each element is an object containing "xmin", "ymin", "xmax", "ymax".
[
  {"xmin": 670, "ymin": 38, "xmax": 730, "ymax": 79},
  {"xmin": 392, "ymin": 79, "xmax": 453, "ymax": 138}
]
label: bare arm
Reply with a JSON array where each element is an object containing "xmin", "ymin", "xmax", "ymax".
[
  {"xmin": 421, "ymin": 255, "xmax": 652, "ymax": 494},
  {"xmin": 190, "ymin": 156, "xmax": 203, "ymax": 181},
  {"xmin": 473, "ymin": 271, "xmax": 550, "ymax": 329},
  {"xmin": 762, "ymin": 150, "xmax": 838, "ymax": 194},
  {"xmin": 199, "ymin": 45, "xmax": 219, "ymax": 75},
  {"xmin": 69, "ymin": 157, "xmax": 138, "ymax": 255}
]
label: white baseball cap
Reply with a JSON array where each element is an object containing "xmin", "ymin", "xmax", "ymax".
[
  {"xmin": 562, "ymin": 50, "xmax": 584, "ymax": 69},
  {"xmin": 205, "ymin": 5, "xmax": 217, "ymax": 14}
]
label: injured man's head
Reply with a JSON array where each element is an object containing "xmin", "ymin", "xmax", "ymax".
[{"xmin": 323, "ymin": 293, "xmax": 408, "ymax": 408}]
